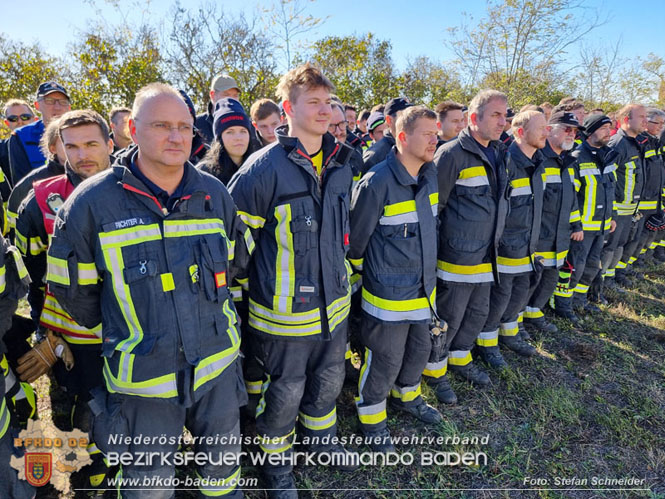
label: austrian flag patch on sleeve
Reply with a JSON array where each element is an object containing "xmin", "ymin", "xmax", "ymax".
[{"xmin": 215, "ymin": 271, "xmax": 227, "ymax": 288}]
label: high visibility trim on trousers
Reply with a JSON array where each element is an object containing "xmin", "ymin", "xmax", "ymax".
[
  {"xmin": 245, "ymin": 379, "xmax": 263, "ymax": 395},
  {"xmin": 361, "ymin": 287, "xmax": 433, "ymax": 322},
  {"xmin": 554, "ymin": 287, "xmax": 574, "ymax": 297},
  {"xmin": 348, "ymin": 257, "xmax": 363, "ymax": 271},
  {"xmin": 524, "ymin": 306, "xmax": 544, "ymax": 319},
  {"xmin": 649, "ymin": 241, "xmax": 658, "ymax": 250},
  {"xmin": 298, "ymin": 407, "xmax": 336, "ymax": 431},
  {"xmin": 230, "ymin": 286, "xmax": 242, "ymax": 302},
  {"xmin": 357, "ymin": 347, "xmax": 372, "ymax": 405},
  {"xmin": 437, "ymin": 260, "xmax": 494, "ymax": 283},
  {"xmin": 640, "ymin": 247, "xmax": 648, "ymax": 255},
  {"xmin": 423, "ymin": 357, "xmax": 447, "ymax": 378},
  {"xmin": 499, "ymin": 321, "xmax": 519, "ymax": 337},
  {"xmin": 639, "ymin": 200, "xmax": 657, "ymax": 210},
  {"xmin": 196, "ymin": 467, "xmax": 241, "ymax": 496},
  {"xmin": 518, "ymin": 312, "xmax": 523, "ymax": 323},
  {"xmin": 193, "ymin": 345, "xmax": 240, "ymax": 393},
  {"xmin": 616, "ymin": 261, "xmax": 628, "ymax": 270},
  {"xmin": 0, "ymin": 265, "xmax": 5, "ymax": 294},
  {"xmin": 356, "ymin": 399, "xmax": 387, "ymax": 426},
  {"xmin": 345, "ymin": 342, "xmax": 352, "ymax": 360},
  {"xmin": 476, "ymin": 329, "xmax": 498, "ymax": 347},
  {"xmin": 350, "ymin": 273, "xmax": 362, "ymax": 294},
  {"xmin": 448, "ymin": 350, "xmax": 472, "ymax": 366},
  {"xmin": 390, "ymin": 383, "xmax": 421, "ymax": 403},
  {"xmin": 260, "ymin": 428, "xmax": 295, "ymax": 454},
  {"xmin": 255, "ymin": 375, "xmax": 270, "ymax": 418},
  {"xmin": 535, "ymin": 250, "xmax": 568, "ymax": 268},
  {"xmin": 456, "ymin": 166, "xmax": 489, "ymax": 187},
  {"xmin": 497, "ymin": 255, "xmax": 533, "ymax": 274},
  {"xmin": 103, "ymin": 358, "xmax": 179, "ymax": 398},
  {"xmin": 628, "ymin": 256, "xmax": 637, "ymax": 265},
  {"xmin": 604, "ymin": 268, "xmax": 616, "ymax": 277},
  {"xmin": 573, "ymin": 283, "xmax": 589, "ymax": 295}
]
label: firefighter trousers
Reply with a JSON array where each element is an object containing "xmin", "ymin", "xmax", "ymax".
[
  {"xmin": 425, "ymin": 281, "xmax": 491, "ymax": 381},
  {"xmin": 356, "ymin": 316, "xmax": 430, "ymax": 433},
  {"xmin": 478, "ymin": 273, "xmax": 531, "ymax": 348},
  {"xmin": 254, "ymin": 325, "xmax": 347, "ymax": 476}
]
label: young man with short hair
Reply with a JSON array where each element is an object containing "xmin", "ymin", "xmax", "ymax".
[
  {"xmin": 435, "ymin": 100, "xmax": 465, "ymax": 146},
  {"xmin": 108, "ymin": 106, "xmax": 132, "ymax": 151},
  {"xmin": 363, "ymin": 97, "xmax": 412, "ymax": 170},
  {"xmin": 250, "ymin": 98, "xmax": 282, "ymax": 146},
  {"xmin": 228, "ymin": 63, "xmax": 356, "ymax": 497},
  {"xmin": 349, "ymin": 106, "xmax": 442, "ymax": 451}
]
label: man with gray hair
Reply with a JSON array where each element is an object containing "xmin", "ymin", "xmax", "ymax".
[
  {"xmin": 424, "ymin": 89, "xmax": 510, "ymax": 403},
  {"xmin": 47, "ymin": 82, "xmax": 253, "ymax": 497}
]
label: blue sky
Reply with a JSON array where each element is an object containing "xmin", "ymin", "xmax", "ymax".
[{"xmin": 1, "ymin": 0, "xmax": 661, "ymax": 70}]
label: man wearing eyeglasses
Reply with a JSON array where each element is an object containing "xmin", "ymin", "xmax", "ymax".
[
  {"xmin": 1, "ymin": 99, "xmax": 38, "ymax": 189},
  {"xmin": 46, "ymin": 83, "xmax": 254, "ymax": 497},
  {"xmin": 7, "ymin": 82, "xmax": 71, "ymax": 184}
]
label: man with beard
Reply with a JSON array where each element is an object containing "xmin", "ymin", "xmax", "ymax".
[
  {"xmin": 475, "ymin": 110, "xmax": 546, "ymax": 368},
  {"xmin": 423, "ymin": 90, "xmax": 510, "ymax": 403},
  {"xmin": 523, "ymin": 112, "xmax": 584, "ymax": 333},
  {"xmin": 552, "ymin": 115, "xmax": 617, "ymax": 324}
]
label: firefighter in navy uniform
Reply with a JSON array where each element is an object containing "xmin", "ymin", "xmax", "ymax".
[
  {"xmin": 349, "ymin": 107, "xmax": 442, "ymax": 451},
  {"xmin": 363, "ymin": 98, "xmax": 412, "ymax": 171},
  {"xmin": 523, "ymin": 112, "xmax": 583, "ymax": 332},
  {"xmin": 46, "ymin": 84, "xmax": 253, "ymax": 498},
  {"xmin": 552, "ymin": 114, "xmax": 617, "ymax": 323},
  {"xmin": 14, "ymin": 110, "xmax": 113, "ymax": 488},
  {"xmin": 0, "ymin": 231, "xmax": 35, "ymax": 499},
  {"xmin": 228, "ymin": 64, "xmax": 357, "ymax": 498},
  {"xmin": 475, "ymin": 111, "xmax": 546, "ymax": 368},
  {"xmin": 424, "ymin": 90, "xmax": 510, "ymax": 404}
]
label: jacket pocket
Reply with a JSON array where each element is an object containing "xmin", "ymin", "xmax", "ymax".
[
  {"xmin": 199, "ymin": 236, "xmax": 229, "ymax": 303},
  {"xmin": 454, "ymin": 185, "xmax": 493, "ymax": 221}
]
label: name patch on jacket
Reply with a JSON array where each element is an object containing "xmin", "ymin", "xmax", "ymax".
[
  {"xmin": 215, "ymin": 271, "xmax": 227, "ymax": 288},
  {"xmin": 103, "ymin": 216, "xmax": 155, "ymax": 232}
]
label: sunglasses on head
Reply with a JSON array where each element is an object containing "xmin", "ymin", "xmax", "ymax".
[{"xmin": 6, "ymin": 113, "xmax": 34, "ymax": 123}]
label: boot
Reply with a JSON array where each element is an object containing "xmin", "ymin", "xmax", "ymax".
[
  {"xmin": 433, "ymin": 375, "xmax": 457, "ymax": 405},
  {"xmin": 363, "ymin": 427, "xmax": 395, "ymax": 453},
  {"xmin": 263, "ymin": 472, "xmax": 298, "ymax": 499},
  {"xmin": 653, "ymin": 246, "xmax": 665, "ymax": 262},
  {"xmin": 477, "ymin": 345, "xmax": 508, "ymax": 369},
  {"xmin": 518, "ymin": 320, "xmax": 531, "ymax": 340},
  {"xmin": 524, "ymin": 316, "xmax": 558, "ymax": 333},
  {"xmin": 500, "ymin": 335, "xmax": 537, "ymax": 357},
  {"xmin": 449, "ymin": 361, "xmax": 490, "ymax": 386},
  {"xmin": 603, "ymin": 277, "xmax": 626, "ymax": 294},
  {"xmin": 391, "ymin": 400, "xmax": 442, "ymax": 425},
  {"xmin": 615, "ymin": 271, "xmax": 634, "ymax": 288}
]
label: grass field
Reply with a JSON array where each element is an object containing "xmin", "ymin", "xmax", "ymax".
[{"xmin": 29, "ymin": 260, "xmax": 665, "ymax": 498}]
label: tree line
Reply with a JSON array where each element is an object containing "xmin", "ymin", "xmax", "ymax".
[{"xmin": 1, "ymin": 0, "xmax": 663, "ymax": 138}]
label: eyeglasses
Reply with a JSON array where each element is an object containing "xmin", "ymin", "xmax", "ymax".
[
  {"xmin": 143, "ymin": 121, "xmax": 194, "ymax": 135},
  {"xmin": 328, "ymin": 121, "xmax": 348, "ymax": 132},
  {"xmin": 648, "ymin": 120, "xmax": 665, "ymax": 127},
  {"xmin": 554, "ymin": 125, "xmax": 577, "ymax": 134},
  {"xmin": 5, "ymin": 113, "xmax": 34, "ymax": 123},
  {"xmin": 39, "ymin": 97, "xmax": 70, "ymax": 106}
]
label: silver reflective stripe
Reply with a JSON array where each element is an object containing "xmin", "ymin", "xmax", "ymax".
[
  {"xmin": 194, "ymin": 350, "xmax": 239, "ymax": 389},
  {"xmin": 437, "ymin": 269, "xmax": 494, "ymax": 283},
  {"xmin": 248, "ymin": 315, "xmax": 321, "ymax": 336},
  {"xmin": 546, "ymin": 174, "xmax": 562, "ymax": 183},
  {"xmin": 163, "ymin": 220, "xmax": 225, "ymax": 236},
  {"xmin": 424, "ymin": 358, "xmax": 447, "ymax": 371},
  {"xmin": 356, "ymin": 348, "xmax": 372, "ymax": 404},
  {"xmin": 456, "ymin": 176, "xmax": 489, "ymax": 187},
  {"xmin": 104, "ymin": 363, "xmax": 178, "ymax": 397},
  {"xmin": 478, "ymin": 329, "xmax": 498, "ymax": 340},
  {"xmin": 511, "ymin": 186, "xmax": 532, "ymax": 196},
  {"xmin": 78, "ymin": 267, "xmax": 99, "ymax": 282},
  {"xmin": 298, "ymin": 409, "xmax": 336, "ymax": 430},
  {"xmin": 391, "ymin": 383, "xmax": 420, "ymax": 396},
  {"xmin": 361, "ymin": 299, "xmax": 431, "ymax": 322},
  {"xmin": 99, "ymin": 225, "xmax": 162, "ymax": 248},
  {"xmin": 379, "ymin": 211, "xmax": 419, "ymax": 225},
  {"xmin": 579, "ymin": 168, "xmax": 600, "ymax": 176},
  {"xmin": 497, "ymin": 263, "xmax": 532, "ymax": 273},
  {"xmin": 0, "ymin": 398, "xmax": 9, "ymax": 439},
  {"xmin": 501, "ymin": 321, "xmax": 518, "ymax": 331},
  {"xmin": 604, "ymin": 163, "xmax": 617, "ymax": 174},
  {"xmin": 274, "ymin": 205, "xmax": 293, "ymax": 308},
  {"xmin": 0, "ymin": 266, "xmax": 5, "ymax": 292},
  {"xmin": 449, "ymin": 350, "xmax": 470, "ymax": 359},
  {"xmin": 356, "ymin": 399, "xmax": 386, "ymax": 416},
  {"xmin": 249, "ymin": 300, "xmax": 320, "ymax": 323}
]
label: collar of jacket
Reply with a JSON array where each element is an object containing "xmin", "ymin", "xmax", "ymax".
[
  {"xmin": 386, "ymin": 147, "xmax": 433, "ymax": 186},
  {"xmin": 46, "ymin": 159, "xmax": 65, "ymax": 176},
  {"xmin": 112, "ymin": 145, "xmax": 209, "ymax": 201},
  {"xmin": 615, "ymin": 127, "xmax": 641, "ymax": 146},
  {"xmin": 508, "ymin": 141, "xmax": 543, "ymax": 170},
  {"xmin": 458, "ymin": 127, "xmax": 502, "ymax": 165},
  {"xmin": 581, "ymin": 140, "xmax": 618, "ymax": 165},
  {"xmin": 275, "ymin": 124, "xmax": 351, "ymax": 174},
  {"xmin": 63, "ymin": 163, "xmax": 85, "ymax": 188},
  {"xmin": 542, "ymin": 141, "xmax": 565, "ymax": 164}
]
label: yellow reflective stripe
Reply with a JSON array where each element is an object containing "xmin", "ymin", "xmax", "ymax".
[
  {"xmin": 499, "ymin": 321, "xmax": 519, "ymax": 336},
  {"xmin": 197, "ymin": 467, "xmax": 241, "ymax": 496},
  {"xmin": 249, "ymin": 298, "xmax": 320, "ymax": 324},
  {"xmin": 639, "ymin": 200, "xmax": 657, "ymax": 210},
  {"xmin": 0, "ymin": 397, "xmax": 9, "ymax": 440},
  {"xmin": 476, "ymin": 329, "xmax": 499, "ymax": 347},
  {"xmin": 298, "ymin": 407, "xmax": 336, "ymax": 431},
  {"xmin": 357, "ymin": 400, "xmax": 387, "ymax": 425},
  {"xmin": 163, "ymin": 219, "xmax": 227, "ymax": 238},
  {"xmin": 361, "ymin": 287, "xmax": 431, "ymax": 321},
  {"xmin": 458, "ymin": 166, "xmax": 487, "ymax": 179},
  {"xmin": 40, "ymin": 293, "xmax": 101, "ymax": 343},
  {"xmin": 645, "ymin": 149, "xmax": 656, "ymax": 158},
  {"xmin": 582, "ymin": 174, "xmax": 598, "ymax": 226},
  {"xmin": 569, "ymin": 210, "xmax": 581, "ymax": 223},
  {"xmin": 8, "ymin": 247, "xmax": 28, "ymax": 281},
  {"xmin": 274, "ymin": 204, "xmax": 295, "ymax": 311},
  {"xmin": 623, "ymin": 161, "xmax": 636, "ymax": 205},
  {"xmin": 448, "ymin": 350, "xmax": 472, "ymax": 366},
  {"xmin": 99, "ymin": 224, "xmax": 162, "ymax": 249},
  {"xmin": 327, "ymin": 291, "xmax": 351, "ymax": 332},
  {"xmin": 437, "ymin": 260, "xmax": 492, "ymax": 275},
  {"xmin": 77, "ymin": 262, "xmax": 99, "ymax": 285},
  {"xmin": 47, "ymin": 255, "xmax": 70, "ymax": 286},
  {"xmin": 423, "ymin": 357, "xmax": 447, "ymax": 378},
  {"xmin": 524, "ymin": 306, "xmax": 544, "ymax": 319},
  {"xmin": 0, "ymin": 264, "xmax": 5, "ymax": 294},
  {"xmin": 103, "ymin": 358, "xmax": 178, "ymax": 398},
  {"xmin": 260, "ymin": 428, "xmax": 295, "ymax": 454},
  {"xmin": 29, "ymin": 236, "xmax": 47, "ymax": 255},
  {"xmin": 573, "ymin": 283, "xmax": 589, "ymax": 295},
  {"xmin": 384, "ymin": 199, "xmax": 416, "ymax": 217},
  {"xmin": 348, "ymin": 257, "xmax": 363, "ymax": 271},
  {"xmin": 193, "ymin": 345, "xmax": 239, "ymax": 392},
  {"xmin": 511, "ymin": 177, "xmax": 530, "ymax": 188},
  {"xmin": 390, "ymin": 383, "xmax": 421, "ymax": 403},
  {"xmin": 243, "ymin": 227, "xmax": 255, "ymax": 254},
  {"xmin": 534, "ymin": 250, "xmax": 567, "ymax": 267},
  {"xmin": 429, "ymin": 192, "xmax": 439, "ymax": 206},
  {"xmin": 437, "ymin": 259, "xmax": 494, "ymax": 283},
  {"xmin": 14, "ymin": 230, "xmax": 27, "ymax": 255},
  {"xmin": 245, "ymin": 379, "xmax": 262, "ymax": 395},
  {"xmin": 160, "ymin": 273, "xmax": 175, "ymax": 292},
  {"xmin": 238, "ymin": 210, "xmax": 266, "ymax": 229},
  {"xmin": 497, "ymin": 255, "xmax": 532, "ymax": 273}
]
